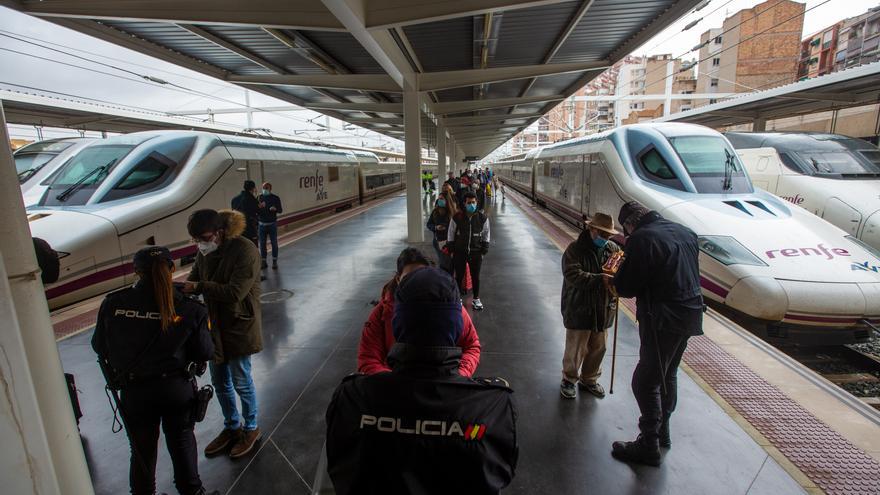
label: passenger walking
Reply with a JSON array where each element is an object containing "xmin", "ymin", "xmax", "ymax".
[
  {"xmin": 92, "ymin": 246, "xmax": 218, "ymax": 495},
  {"xmin": 444, "ymin": 170, "xmax": 460, "ymax": 195},
  {"xmin": 257, "ymin": 182, "xmax": 283, "ymax": 270},
  {"xmin": 611, "ymin": 201, "xmax": 703, "ymax": 467},
  {"xmin": 230, "ymin": 180, "xmax": 260, "ymax": 246},
  {"xmin": 449, "ymin": 192, "xmax": 490, "ymax": 310},
  {"xmin": 559, "ymin": 213, "xmax": 621, "ymax": 399},
  {"xmin": 183, "ymin": 209, "xmax": 264, "ymax": 459},
  {"xmin": 427, "ymin": 198, "xmax": 454, "ymax": 273},
  {"xmin": 357, "ymin": 248, "xmax": 480, "ymax": 376},
  {"xmin": 327, "ymin": 267, "xmax": 516, "ymax": 494},
  {"xmin": 440, "ymin": 183, "xmax": 458, "ymax": 217}
]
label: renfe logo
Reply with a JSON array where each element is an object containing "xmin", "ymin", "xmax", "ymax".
[
  {"xmin": 359, "ymin": 414, "xmax": 486, "ymax": 440},
  {"xmin": 780, "ymin": 193, "xmax": 805, "ymax": 206},
  {"xmin": 299, "ymin": 169, "xmax": 328, "ymax": 201},
  {"xmin": 765, "ymin": 244, "xmax": 850, "ymax": 260}
]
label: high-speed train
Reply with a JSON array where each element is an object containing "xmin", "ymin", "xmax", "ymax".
[
  {"xmin": 495, "ymin": 123, "xmax": 880, "ymax": 343},
  {"xmin": 15, "ymin": 137, "xmax": 96, "ymax": 207},
  {"xmin": 726, "ymin": 132, "xmax": 880, "ymax": 250},
  {"xmin": 27, "ymin": 130, "xmax": 417, "ymax": 309}
]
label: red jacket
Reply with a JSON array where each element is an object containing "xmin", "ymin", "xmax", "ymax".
[{"xmin": 357, "ymin": 292, "xmax": 481, "ymax": 376}]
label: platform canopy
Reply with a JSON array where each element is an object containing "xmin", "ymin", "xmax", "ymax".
[
  {"xmin": 655, "ymin": 61, "xmax": 880, "ymax": 129},
  {"xmin": 3, "ymin": 0, "xmax": 704, "ymax": 159}
]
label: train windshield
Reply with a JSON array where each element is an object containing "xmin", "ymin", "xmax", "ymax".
[
  {"xmin": 14, "ymin": 141, "xmax": 75, "ymax": 183},
  {"xmin": 790, "ymin": 150, "xmax": 880, "ymax": 177},
  {"xmin": 668, "ymin": 136, "xmax": 751, "ymax": 193},
  {"xmin": 41, "ymin": 144, "xmax": 137, "ymax": 205}
]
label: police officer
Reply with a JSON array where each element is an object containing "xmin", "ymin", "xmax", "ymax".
[{"xmin": 92, "ymin": 246, "xmax": 218, "ymax": 495}]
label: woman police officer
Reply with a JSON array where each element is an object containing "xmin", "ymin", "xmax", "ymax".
[{"xmin": 92, "ymin": 246, "xmax": 218, "ymax": 495}]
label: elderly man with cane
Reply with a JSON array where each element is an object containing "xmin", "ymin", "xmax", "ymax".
[
  {"xmin": 559, "ymin": 212, "xmax": 621, "ymax": 399},
  {"xmin": 611, "ymin": 201, "xmax": 704, "ymax": 467}
]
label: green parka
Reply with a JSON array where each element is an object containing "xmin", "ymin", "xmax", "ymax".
[
  {"xmin": 560, "ymin": 230, "xmax": 620, "ymax": 331},
  {"xmin": 188, "ymin": 209, "xmax": 262, "ymax": 363}
]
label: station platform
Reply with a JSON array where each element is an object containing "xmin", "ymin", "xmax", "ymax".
[{"xmin": 56, "ymin": 192, "xmax": 878, "ymax": 494}]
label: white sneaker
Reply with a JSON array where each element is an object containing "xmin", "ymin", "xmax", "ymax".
[{"xmin": 472, "ymin": 298, "xmax": 484, "ymax": 310}]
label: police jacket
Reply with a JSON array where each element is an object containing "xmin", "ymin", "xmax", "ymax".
[
  {"xmin": 326, "ymin": 344, "xmax": 518, "ymax": 495},
  {"xmin": 613, "ymin": 211, "xmax": 703, "ymax": 336},
  {"xmin": 257, "ymin": 193, "xmax": 283, "ymax": 223},
  {"xmin": 448, "ymin": 211, "xmax": 490, "ymax": 255},
  {"xmin": 231, "ymin": 190, "xmax": 259, "ymax": 240},
  {"xmin": 91, "ymin": 283, "xmax": 214, "ymax": 381},
  {"xmin": 561, "ymin": 231, "xmax": 620, "ymax": 331}
]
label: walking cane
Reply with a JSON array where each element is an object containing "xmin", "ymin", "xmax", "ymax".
[{"xmin": 609, "ymin": 296, "xmax": 620, "ymax": 395}]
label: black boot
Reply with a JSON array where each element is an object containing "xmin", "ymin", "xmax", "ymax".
[
  {"xmin": 659, "ymin": 418, "xmax": 671, "ymax": 449},
  {"xmin": 611, "ymin": 435, "xmax": 661, "ymax": 467}
]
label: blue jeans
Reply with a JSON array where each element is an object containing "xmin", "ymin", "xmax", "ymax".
[
  {"xmin": 259, "ymin": 222, "xmax": 279, "ymax": 261},
  {"xmin": 209, "ymin": 356, "xmax": 258, "ymax": 431}
]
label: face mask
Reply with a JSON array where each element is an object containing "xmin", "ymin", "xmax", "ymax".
[
  {"xmin": 465, "ymin": 203, "xmax": 477, "ymax": 214},
  {"xmin": 197, "ymin": 240, "xmax": 218, "ymax": 256},
  {"xmin": 437, "ymin": 199, "xmax": 446, "ymax": 208},
  {"xmin": 593, "ymin": 237, "xmax": 608, "ymax": 249},
  {"xmin": 262, "ymin": 189, "xmax": 270, "ymax": 196}
]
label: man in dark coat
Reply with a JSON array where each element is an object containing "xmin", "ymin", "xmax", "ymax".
[
  {"xmin": 184, "ymin": 209, "xmax": 263, "ymax": 460},
  {"xmin": 559, "ymin": 212, "xmax": 621, "ymax": 400},
  {"xmin": 325, "ymin": 267, "xmax": 518, "ymax": 495},
  {"xmin": 611, "ymin": 201, "xmax": 703, "ymax": 466},
  {"xmin": 231, "ymin": 180, "xmax": 259, "ymax": 246}
]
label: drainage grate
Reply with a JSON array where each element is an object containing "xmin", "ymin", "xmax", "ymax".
[{"xmin": 260, "ymin": 289, "xmax": 295, "ymax": 304}]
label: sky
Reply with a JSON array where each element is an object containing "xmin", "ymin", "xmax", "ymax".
[{"xmin": 1, "ymin": 0, "xmax": 878, "ymax": 151}]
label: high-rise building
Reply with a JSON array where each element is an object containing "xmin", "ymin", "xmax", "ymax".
[
  {"xmin": 695, "ymin": 0, "xmax": 804, "ymax": 106},
  {"xmin": 834, "ymin": 7, "xmax": 880, "ymax": 72}
]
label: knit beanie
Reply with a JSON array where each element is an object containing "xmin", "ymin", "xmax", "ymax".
[
  {"xmin": 392, "ymin": 267, "xmax": 463, "ymax": 347},
  {"xmin": 618, "ymin": 201, "xmax": 650, "ymax": 232}
]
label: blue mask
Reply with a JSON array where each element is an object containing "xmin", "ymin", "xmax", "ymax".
[
  {"xmin": 593, "ymin": 236, "xmax": 608, "ymax": 249},
  {"xmin": 465, "ymin": 203, "xmax": 478, "ymax": 214},
  {"xmin": 262, "ymin": 189, "xmax": 270, "ymax": 196},
  {"xmin": 437, "ymin": 199, "xmax": 446, "ymax": 208}
]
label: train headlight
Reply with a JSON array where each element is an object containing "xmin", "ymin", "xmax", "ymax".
[{"xmin": 698, "ymin": 236, "xmax": 767, "ymax": 266}]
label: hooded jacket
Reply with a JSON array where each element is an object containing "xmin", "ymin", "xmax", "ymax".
[
  {"xmin": 357, "ymin": 290, "xmax": 481, "ymax": 376},
  {"xmin": 560, "ymin": 231, "xmax": 620, "ymax": 331},
  {"xmin": 326, "ymin": 343, "xmax": 517, "ymax": 495},
  {"xmin": 187, "ymin": 209, "xmax": 263, "ymax": 362}
]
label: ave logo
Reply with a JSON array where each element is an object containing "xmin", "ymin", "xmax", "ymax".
[{"xmin": 851, "ymin": 261, "xmax": 880, "ymax": 272}]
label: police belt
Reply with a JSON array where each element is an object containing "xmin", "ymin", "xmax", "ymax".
[{"xmin": 125, "ymin": 369, "xmax": 190, "ymax": 384}]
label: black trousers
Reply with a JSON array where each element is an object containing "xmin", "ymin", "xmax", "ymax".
[
  {"xmin": 121, "ymin": 377, "xmax": 202, "ymax": 495},
  {"xmin": 631, "ymin": 323, "xmax": 689, "ymax": 441},
  {"xmin": 453, "ymin": 251, "xmax": 483, "ymax": 299}
]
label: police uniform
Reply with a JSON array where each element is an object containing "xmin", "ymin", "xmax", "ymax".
[{"xmin": 92, "ymin": 247, "xmax": 214, "ymax": 495}]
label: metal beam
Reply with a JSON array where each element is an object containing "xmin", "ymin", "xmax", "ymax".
[
  {"xmin": 781, "ymin": 92, "xmax": 867, "ymax": 104},
  {"xmin": 571, "ymin": 94, "xmax": 735, "ymax": 101},
  {"xmin": 608, "ymin": 0, "xmax": 704, "ymax": 61},
  {"xmin": 177, "ymin": 24, "xmax": 288, "ymax": 74},
  {"xmin": 442, "ymin": 113, "xmax": 545, "ymax": 126},
  {"xmin": 448, "ymin": 124, "xmax": 524, "ymax": 133},
  {"xmin": 363, "ymin": 0, "xmax": 569, "ymax": 30},
  {"xmin": 168, "ymin": 105, "xmax": 307, "ymax": 116},
  {"xmin": 434, "ymin": 95, "xmax": 565, "ymax": 114},
  {"xmin": 515, "ymin": 0, "xmax": 596, "ymax": 101},
  {"xmin": 303, "ymin": 102, "xmax": 403, "ymax": 113},
  {"xmin": 261, "ymin": 28, "xmax": 343, "ymax": 74},
  {"xmin": 345, "ymin": 117, "xmax": 404, "ymax": 125},
  {"xmin": 226, "ymin": 74, "xmax": 400, "ymax": 92},
  {"xmin": 417, "ymin": 61, "xmax": 609, "ymax": 91},
  {"xmin": 10, "ymin": 0, "xmax": 347, "ymax": 31}
]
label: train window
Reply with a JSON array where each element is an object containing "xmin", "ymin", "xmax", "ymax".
[
  {"xmin": 365, "ymin": 173, "xmax": 401, "ymax": 189},
  {"xmin": 101, "ymin": 137, "xmax": 196, "ymax": 202},
  {"xmin": 669, "ymin": 136, "xmax": 752, "ymax": 193},
  {"xmin": 635, "ymin": 145, "xmax": 686, "ymax": 192},
  {"xmin": 328, "ymin": 166, "xmax": 340, "ymax": 182},
  {"xmin": 858, "ymin": 150, "xmax": 880, "ymax": 168},
  {"xmin": 795, "ymin": 151, "xmax": 879, "ymax": 175}
]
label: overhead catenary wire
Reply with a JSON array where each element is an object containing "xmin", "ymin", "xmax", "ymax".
[{"xmin": 641, "ymin": 0, "xmax": 736, "ymax": 55}]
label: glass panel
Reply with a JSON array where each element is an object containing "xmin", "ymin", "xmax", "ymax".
[
  {"xmin": 669, "ymin": 136, "xmax": 736, "ymax": 175},
  {"xmin": 796, "ymin": 151, "xmax": 879, "ymax": 174},
  {"xmin": 640, "ymin": 148, "xmax": 676, "ymax": 179},
  {"xmin": 114, "ymin": 160, "xmax": 168, "ymax": 190},
  {"xmin": 15, "ymin": 140, "xmax": 74, "ymax": 154},
  {"xmin": 15, "ymin": 153, "xmax": 57, "ymax": 182},
  {"xmin": 50, "ymin": 145, "xmax": 135, "ymax": 186}
]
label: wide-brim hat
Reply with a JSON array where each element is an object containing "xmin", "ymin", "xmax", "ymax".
[{"xmin": 586, "ymin": 212, "xmax": 619, "ymax": 235}]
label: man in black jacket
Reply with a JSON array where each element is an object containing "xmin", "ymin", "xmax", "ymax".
[
  {"xmin": 559, "ymin": 212, "xmax": 621, "ymax": 400},
  {"xmin": 448, "ymin": 192, "xmax": 490, "ymax": 310},
  {"xmin": 257, "ymin": 182, "xmax": 283, "ymax": 270},
  {"xmin": 231, "ymin": 180, "xmax": 259, "ymax": 246},
  {"xmin": 325, "ymin": 267, "xmax": 517, "ymax": 495},
  {"xmin": 611, "ymin": 201, "xmax": 703, "ymax": 467}
]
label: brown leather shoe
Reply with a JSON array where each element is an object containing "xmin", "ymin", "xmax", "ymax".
[
  {"xmin": 204, "ymin": 428, "xmax": 241, "ymax": 457},
  {"xmin": 229, "ymin": 427, "xmax": 262, "ymax": 459}
]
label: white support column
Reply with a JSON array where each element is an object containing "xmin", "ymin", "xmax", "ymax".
[
  {"xmin": 404, "ymin": 82, "xmax": 424, "ymax": 243},
  {"xmin": 0, "ymin": 103, "xmax": 94, "ymax": 494},
  {"xmin": 437, "ymin": 124, "xmax": 447, "ymax": 180},
  {"xmin": 663, "ymin": 60, "xmax": 674, "ymax": 117}
]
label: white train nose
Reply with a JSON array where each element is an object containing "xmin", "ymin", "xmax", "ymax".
[{"xmin": 726, "ymin": 276, "xmax": 787, "ymax": 321}]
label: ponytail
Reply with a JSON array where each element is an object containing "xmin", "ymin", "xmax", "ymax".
[{"xmin": 150, "ymin": 260, "xmax": 178, "ymax": 331}]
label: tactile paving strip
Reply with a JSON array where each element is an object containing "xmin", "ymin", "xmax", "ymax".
[
  {"xmin": 506, "ymin": 191, "xmax": 880, "ymax": 494},
  {"xmin": 683, "ymin": 335, "xmax": 880, "ymax": 495}
]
